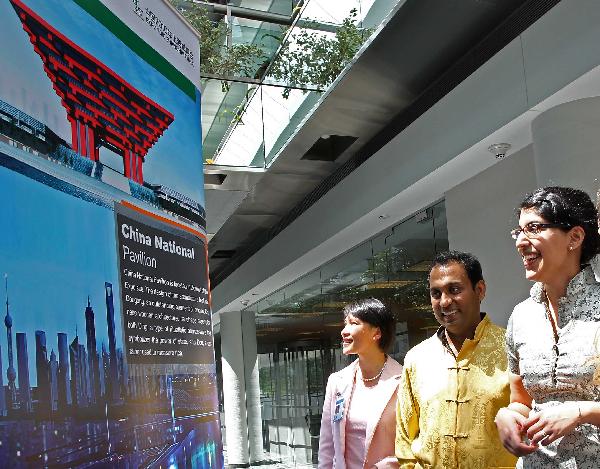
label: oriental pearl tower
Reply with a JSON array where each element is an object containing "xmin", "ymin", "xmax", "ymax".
[{"xmin": 4, "ymin": 275, "xmax": 17, "ymax": 410}]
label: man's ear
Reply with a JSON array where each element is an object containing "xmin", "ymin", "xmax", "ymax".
[{"xmin": 476, "ymin": 279, "xmax": 486, "ymax": 303}]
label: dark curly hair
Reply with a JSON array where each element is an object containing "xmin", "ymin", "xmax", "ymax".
[
  {"xmin": 343, "ymin": 298, "xmax": 395, "ymax": 352},
  {"xmin": 517, "ymin": 186, "xmax": 600, "ymax": 263}
]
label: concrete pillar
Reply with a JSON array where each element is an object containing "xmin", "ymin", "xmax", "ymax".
[
  {"xmin": 221, "ymin": 311, "xmax": 264, "ymax": 467},
  {"xmin": 241, "ymin": 312, "xmax": 265, "ymax": 463},
  {"xmin": 221, "ymin": 311, "xmax": 249, "ymax": 466},
  {"xmin": 532, "ymin": 97, "xmax": 600, "ymax": 196}
]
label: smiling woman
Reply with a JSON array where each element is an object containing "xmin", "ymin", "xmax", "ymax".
[
  {"xmin": 318, "ymin": 299, "xmax": 402, "ymax": 469},
  {"xmin": 495, "ymin": 186, "xmax": 600, "ymax": 469}
]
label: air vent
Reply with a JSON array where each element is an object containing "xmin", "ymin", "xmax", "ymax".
[
  {"xmin": 301, "ymin": 135, "xmax": 357, "ymax": 162},
  {"xmin": 204, "ymin": 173, "xmax": 227, "ymax": 185},
  {"xmin": 211, "ymin": 250, "xmax": 236, "ymax": 259}
]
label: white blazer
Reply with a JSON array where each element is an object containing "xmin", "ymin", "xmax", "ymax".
[{"xmin": 318, "ymin": 358, "xmax": 402, "ymax": 469}]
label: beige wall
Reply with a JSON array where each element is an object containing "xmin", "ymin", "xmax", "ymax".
[{"xmin": 446, "ymin": 145, "xmax": 537, "ymax": 326}]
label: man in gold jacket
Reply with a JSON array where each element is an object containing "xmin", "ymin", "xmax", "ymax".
[{"xmin": 395, "ymin": 251, "xmax": 516, "ymax": 469}]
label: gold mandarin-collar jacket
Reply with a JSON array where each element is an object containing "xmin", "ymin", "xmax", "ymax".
[{"xmin": 395, "ymin": 315, "xmax": 517, "ymax": 469}]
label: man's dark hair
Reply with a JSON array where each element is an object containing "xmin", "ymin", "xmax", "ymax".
[
  {"xmin": 518, "ymin": 186, "xmax": 600, "ymax": 263},
  {"xmin": 343, "ymin": 298, "xmax": 395, "ymax": 352},
  {"xmin": 429, "ymin": 250, "xmax": 484, "ymax": 289}
]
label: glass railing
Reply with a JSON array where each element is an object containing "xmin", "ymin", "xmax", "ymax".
[{"xmin": 172, "ymin": 0, "xmax": 403, "ymax": 168}]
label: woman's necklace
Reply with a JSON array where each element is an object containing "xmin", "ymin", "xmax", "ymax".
[
  {"xmin": 361, "ymin": 356, "xmax": 387, "ymax": 382},
  {"xmin": 543, "ymin": 289, "xmax": 559, "ymax": 342}
]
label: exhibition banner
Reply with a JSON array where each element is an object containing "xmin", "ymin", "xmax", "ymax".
[{"xmin": 0, "ymin": 0, "xmax": 221, "ymax": 467}]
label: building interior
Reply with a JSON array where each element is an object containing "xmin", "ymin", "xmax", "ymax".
[
  {"xmin": 2, "ymin": 0, "xmax": 600, "ymax": 467},
  {"xmin": 192, "ymin": 0, "xmax": 600, "ymax": 466}
]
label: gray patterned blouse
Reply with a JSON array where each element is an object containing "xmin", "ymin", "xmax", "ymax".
[{"xmin": 506, "ymin": 256, "xmax": 600, "ymax": 469}]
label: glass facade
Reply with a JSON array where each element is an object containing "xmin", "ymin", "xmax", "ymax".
[{"xmin": 241, "ymin": 201, "xmax": 448, "ymax": 464}]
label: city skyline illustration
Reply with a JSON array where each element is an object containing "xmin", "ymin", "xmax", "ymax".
[
  {"xmin": 1, "ymin": 275, "xmax": 124, "ymax": 392},
  {"xmin": 2, "ymin": 279, "xmax": 126, "ymax": 414},
  {"xmin": 0, "ymin": 142, "xmax": 222, "ymax": 465},
  {"xmin": 0, "ymin": 163, "xmax": 123, "ymax": 391}
]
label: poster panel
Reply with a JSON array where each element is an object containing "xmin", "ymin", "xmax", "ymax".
[
  {"xmin": 1, "ymin": 0, "xmax": 205, "ymax": 216},
  {"xmin": 0, "ymin": 0, "xmax": 221, "ymax": 467},
  {"xmin": 116, "ymin": 204, "xmax": 212, "ymax": 366}
]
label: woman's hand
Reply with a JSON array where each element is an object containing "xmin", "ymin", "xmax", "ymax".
[
  {"xmin": 495, "ymin": 407, "xmax": 538, "ymax": 456},
  {"xmin": 523, "ymin": 402, "xmax": 581, "ymax": 446}
]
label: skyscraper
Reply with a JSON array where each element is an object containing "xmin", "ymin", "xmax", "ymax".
[
  {"xmin": 35, "ymin": 330, "xmax": 50, "ymax": 412},
  {"xmin": 105, "ymin": 282, "xmax": 119, "ymax": 402},
  {"xmin": 80, "ymin": 343, "xmax": 91, "ymax": 406},
  {"xmin": 4, "ymin": 275, "xmax": 16, "ymax": 410},
  {"xmin": 117, "ymin": 348, "xmax": 126, "ymax": 398},
  {"xmin": 69, "ymin": 332, "xmax": 89, "ymax": 408},
  {"xmin": 0, "ymin": 346, "xmax": 6, "ymax": 416},
  {"xmin": 49, "ymin": 349, "xmax": 58, "ymax": 412},
  {"xmin": 101, "ymin": 342, "xmax": 109, "ymax": 398},
  {"xmin": 57, "ymin": 332, "xmax": 71, "ymax": 409},
  {"xmin": 84, "ymin": 298, "xmax": 100, "ymax": 403},
  {"xmin": 98, "ymin": 348, "xmax": 105, "ymax": 396},
  {"xmin": 16, "ymin": 332, "xmax": 32, "ymax": 413}
]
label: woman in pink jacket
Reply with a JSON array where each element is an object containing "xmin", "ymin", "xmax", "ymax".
[{"xmin": 318, "ymin": 298, "xmax": 402, "ymax": 469}]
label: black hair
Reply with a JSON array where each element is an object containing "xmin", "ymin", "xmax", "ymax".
[
  {"xmin": 429, "ymin": 250, "xmax": 484, "ymax": 289},
  {"xmin": 343, "ymin": 298, "xmax": 395, "ymax": 352},
  {"xmin": 518, "ymin": 186, "xmax": 600, "ymax": 263}
]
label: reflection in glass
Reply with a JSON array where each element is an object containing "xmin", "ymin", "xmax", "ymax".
[{"xmin": 243, "ymin": 201, "xmax": 447, "ymax": 464}]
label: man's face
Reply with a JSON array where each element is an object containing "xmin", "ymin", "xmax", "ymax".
[{"xmin": 429, "ymin": 262, "xmax": 485, "ymax": 336}]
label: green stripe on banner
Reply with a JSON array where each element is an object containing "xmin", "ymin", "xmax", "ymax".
[{"xmin": 73, "ymin": 0, "xmax": 196, "ymax": 100}]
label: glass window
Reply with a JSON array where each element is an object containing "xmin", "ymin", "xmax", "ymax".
[{"xmin": 240, "ymin": 200, "xmax": 447, "ymax": 464}]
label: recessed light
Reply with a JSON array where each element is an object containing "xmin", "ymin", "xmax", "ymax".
[{"xmin": 488, "ymin": 143, "xmax": 511, "ymax": 159}]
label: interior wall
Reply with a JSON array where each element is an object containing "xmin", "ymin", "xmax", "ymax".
[
  {"xmin": 532, "ymin": 97, "xmax": 600, "ymax": 196},
  {"xmin": 446, "ymin": 145, "xmax": 537, "ymax": 326}
]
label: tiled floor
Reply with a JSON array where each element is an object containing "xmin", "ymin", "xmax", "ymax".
[
  {"xmin": 265, "ymin": 454, "xmax": 317, "ymax": 469},
  {"xmin": 256, "ymin": 460, "xmax": 315, "ymax": 469},
  {"xmin": 223, "ymin": 447, "xmax": 317, "ymax": 468}
]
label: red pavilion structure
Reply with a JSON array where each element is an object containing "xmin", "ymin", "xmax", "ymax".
[{"xmin": 11, "ymin": 0, "xmax": 175, "ymax": 184}]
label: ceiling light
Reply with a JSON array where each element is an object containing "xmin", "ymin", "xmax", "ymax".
[{"xmin": 488, "ymin": 143, "xmax": 511, "ymax": 159}]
